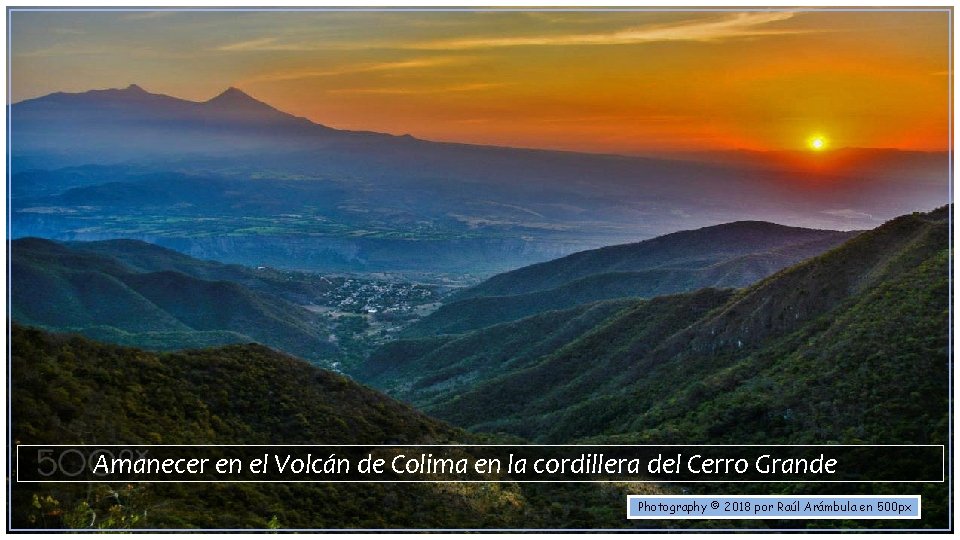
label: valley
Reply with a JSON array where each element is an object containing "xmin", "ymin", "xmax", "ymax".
[
  {"xmin": 10, "ymin": 204, "xmax": 951, "ymax": 529},
  {"xmin": 10, "ymin": 237, "xmax": 459, "ymax": 370}
]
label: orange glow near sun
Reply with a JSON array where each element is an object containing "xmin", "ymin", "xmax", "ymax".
[{"xmin": 7, "ymin": 11, "xmax": 951, "ymax": 154}]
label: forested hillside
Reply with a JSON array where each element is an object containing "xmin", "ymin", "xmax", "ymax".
[
  {"xmin": 11, "ymin": 238, "xmax": 336, "ymax": 363},
  {"xmin": 359, "ymin": 208, "xmax": 949, "ymax": 446},
  {"xmin": 11, "ymin": 325, "xmax": 663, "ymax": 529},
  {"xmin": 406, "ymin": 222, "xmax": 855, "ymax": 336}
]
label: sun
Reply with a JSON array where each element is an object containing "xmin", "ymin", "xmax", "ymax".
[{"xmin": 808, "ymin": 135, "xmax": 828, "ymax": 151}]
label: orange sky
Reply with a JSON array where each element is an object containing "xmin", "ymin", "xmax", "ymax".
[{"xmin": 10, "ymin": 9, "xmax": 952, "ymax": 153}]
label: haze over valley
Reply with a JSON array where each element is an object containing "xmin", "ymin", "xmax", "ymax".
[{"xmin": 11, "ymin": 84, "xmax": 948, "ymax": 276}]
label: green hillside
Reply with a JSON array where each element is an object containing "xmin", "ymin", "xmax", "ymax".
[
  {"xmin": 362, "ymin": 297, "xmax": 650, "ymax": 406},
  {"xmin": 11, "ymin": 238, "xmax": 336, "ymax": 363},
  {"xmin": 406, "ymin": 222, "xmax": 855, "ymax": 336},
  {"xmin": 66, "ymin": 238, "xmax": 252, "ymax": 278},
  {"xmin": 454, "ymin": 222, "xmax": 856, "ymax": 300},
  {"xmin": 64, "ymin": 238, "xmax": 341, "ymax": 303},
  {"xmin": 10, "ymin": 325, "xmax": 663, "ymax": 530},
  {"xmin": 362, "ymin": 291, "xmax": 733, "ymax": 412},
  {"xmin": 358, "ymin": 207, "xmax": 948, "ymax": 445}
]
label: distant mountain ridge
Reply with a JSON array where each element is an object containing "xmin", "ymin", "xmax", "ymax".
[
  {"xmin": 456, "ymin": 221, "xmax": 859, "ymax": 299},
  {"xmin": 403, "ymin": 220, "xmax": 858, "ymax": 336},
  {"xmin": 12, "ymin": 84, "xmax": 347, "ymax": 161},
  {"xmin": 15, "ymin": 83, "xmax": 327, "ymax": 133}
]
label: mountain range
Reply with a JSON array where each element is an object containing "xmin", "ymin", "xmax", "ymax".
[
  {"xmin": 10, "ymin": 206, "xmax": 950, "ymax": 529},
  {"xmin": 356, "ymin": 207, "xmax": 949, "ymax": 447},
  {"xmin": 8, "ymin": 82, "xmax": 951, "ymax": 530},
  {"xmin": 11, "ymin": 237, "xmax": 338, "ymax": 363},
  {"xmin": 11, "ymin": 85, "xmax": 949, "ymax": 274},
  {"xmin": 404, "ymin": 221, "xmax": 858, "ymax": 336},
  {"xmin": 12, "ymin": 84, "xmax": 335, "ymax": 159},
  {"xmin": 10, "ymin": 218, "xmax": 858, "ymax": 367}
]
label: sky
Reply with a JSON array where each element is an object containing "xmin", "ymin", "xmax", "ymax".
[{"xmin": 9, "ymin": 9, "xmax": 951, "ymax": 154}]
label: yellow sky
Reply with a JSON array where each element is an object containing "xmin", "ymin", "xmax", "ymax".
[{"xmin": 10, "ymin": 9, "xmax": 951, "ymax": 153}]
